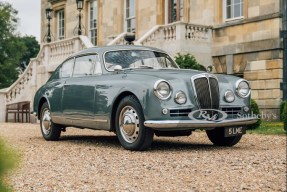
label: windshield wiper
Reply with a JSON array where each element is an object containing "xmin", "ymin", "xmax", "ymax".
[{"xmin": 134, "ymin": 66, "xmax": 154, "ymax": 69}]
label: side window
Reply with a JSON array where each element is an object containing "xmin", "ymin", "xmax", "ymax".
[
  {"xmin": 60, "ymin": 59, "xmax": 74, "ymax": 78},
  {"xmin": 73, "ymin": 55, "xmax": 101, "ymax": 77}
]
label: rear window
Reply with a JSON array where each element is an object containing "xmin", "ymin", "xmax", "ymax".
[
  {"xmin": 73, "ymin": 55, "xmax": 94, "ymax": 77},
  {"xmin": 60, "ymin": 59, "xmax": 74, "ymax": 78}
]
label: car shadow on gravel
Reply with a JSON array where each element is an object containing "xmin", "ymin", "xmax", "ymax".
[
  {"xmin": 59, "ymin": 135, "xmax": 121, "ymax": 148},
  {"xmin": 150, "ymin": 140, "xmax": 241, "ymax": 152},
  {"xmin": 57, "ymin": 135, "xmax": 245, "ymax": 151}
]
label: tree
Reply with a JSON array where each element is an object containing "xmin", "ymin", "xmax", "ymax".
[
  {"xmin": 0, "ymin": 2, "xmax": 39, "ymax": 89},
  {"xmin": 175, "ymin": 53, "xmax": 206, "ymax": 71},
  {"xmin": 18, "ymin": 36, "xmax": 40, "ymax": 71}
]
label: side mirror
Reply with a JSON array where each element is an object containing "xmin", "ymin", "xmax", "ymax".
[
  {"xmin": 207, "ymin": 65, "xmax": 213, "ymax": 72},
  {"xmin": 114, "ymin": 65, "xmax": 123, "ymax": 72}
]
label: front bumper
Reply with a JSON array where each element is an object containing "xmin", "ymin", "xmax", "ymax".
[{"xmin": 144, "ymin": 117, "xmax": 258, "ymax": 130}]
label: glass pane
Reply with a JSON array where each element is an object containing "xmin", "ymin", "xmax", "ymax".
[
  {"xmin": 73, "ymin": 56, "xmax": 95, "ymax": 77},
  {"xmin": 131, "ymin": 18, "xmax": 135, "ymax": 32},
  {"xmin": 226, "ymin": 0, "xmax": 231, "ymax": 6},
  {"xmin": 126, "ymin": 0, "xmax": 136, "ymax": 32},
  {"xmin": 234, "ymin": 4, "xmax": 240, "ymax": 17},
  {"xmin": 226, "ymin": 5, "xmax": 231, "ymax": 19},
  {"xmin": 130, "ymin": 0, "xmax": 135, "ymax": 17},
  {"xmin": 90, "ymin": 0, "xmax": 97, "ymax": 45},
  {"xmin": 61, "ymin": 59, "xmax": 74, "ymax": 78},
  {"xmin": 104, "ymin": 50, "xmax": 178, "ymax": 71},
  {"xmin": 127, "ymin": 20, "xmax": 131, "ymax": 32},
  {"xmin": 234, "ymin": 0, "xmax": 241, "ymax": 4}
]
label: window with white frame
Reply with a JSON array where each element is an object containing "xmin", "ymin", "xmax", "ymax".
[
  {"xmin": 224, "ymin": 0, "xmax": 243, "ymax": 20},
  {"xmin": 57, "ymin": 9, "xmax": 65, "ymax": 40},
  {"xmin": 125, "ymin": 0, "xmax": 136, "ymax": 32},
  {"xmin": 89, "ymin": 0, "xmax": 98, "ymax": 45},
  {"xmin": 168, "ymin": 0, "xmax": 183, "ymax": 23}
]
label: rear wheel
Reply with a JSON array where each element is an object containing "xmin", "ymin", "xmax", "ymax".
[
  {"xmin": 115, "ymin": 96, "xmax": 154, "ymax": 151},
  {"xmin": 206, "ymin": 128, "xmax": 242, "ymax": 146},
  {"xmin": 40, "ymin": 102, "xmax": 61, "ymax": 141}
]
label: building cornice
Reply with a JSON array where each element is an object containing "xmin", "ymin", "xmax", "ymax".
[
  {"xmin": 214, "ymin": 13, "xmax": 281, "ymax": 29},
  {"xmin": 48, "ymin": 0, "xmax": 66, "ymax": 4}
]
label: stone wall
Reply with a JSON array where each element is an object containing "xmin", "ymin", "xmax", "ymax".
[
  {"xmin": 247, "ymin": 0, "xmax": 280, "ymax": 18},
  {"xmin": 244, "ymin": 59, "xmax": 283, "ymax": 118}
]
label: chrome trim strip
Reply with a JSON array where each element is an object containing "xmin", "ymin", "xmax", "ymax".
[
  {"xmin": 65, "ymin": 117, "xmax": 108, "ymax": 123},
  {"xmin": 144, "ymin": 117, "xmax": 258, "ymax": 129}
]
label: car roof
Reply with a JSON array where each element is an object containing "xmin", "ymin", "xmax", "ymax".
[{"xmin": 71, "ymin": 45, "xmax": 167, "ymax": 57}]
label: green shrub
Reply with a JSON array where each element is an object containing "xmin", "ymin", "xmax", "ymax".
[
  {"xmin": 0, "ymin": 139, "xmax": 18, "ymax": 192},
  {"xmin": 280, "ymin": 101, "xmax": 287, "ymax": 121},
  {"xmin": 175, "ymin": 53, "xmax": 206, "ymax": 71},
  {"xmin": 247, "ymin": 99, "xmax": 262, "ymax": 130},
  {"xmin": 282, "ymin": 102, "xmax": 287, "ymax": 131}
]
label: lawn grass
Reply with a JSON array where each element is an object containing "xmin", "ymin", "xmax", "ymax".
[{"xmin": 247, "ymin": 121, "xmax": 287, "ymax": 135}]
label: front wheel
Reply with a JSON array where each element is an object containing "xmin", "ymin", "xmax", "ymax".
[
  {"xmin": 206, "ymin": 128, "xmax": 242, "ymax": 146},
  {"xmin": 115, "ymin": 96, "xmax": 154, "ymax": 151},
  {"xmin": 40, "ymin": 102, "xmax": 61, "ymax": 141}
]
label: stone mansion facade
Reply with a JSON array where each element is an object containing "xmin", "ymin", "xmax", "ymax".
[{"xmin": 0, "ymin": 0, "xmax": 284, "ymax": 121}]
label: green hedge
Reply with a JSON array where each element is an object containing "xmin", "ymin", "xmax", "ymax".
[
  {"xmin": 282, "ymin": 102, "xmax": 287, "ymax": 131},
  {"xmin": 280, "ymin": 101, "xmax": 287, "ymax": 121},
  {"xmin": 247, "ymin": 99, "xmax": 262, "ymax": 130},
  {"xmin": 175, "ymin": 53, "xmax": 206, "ymax": 71}
]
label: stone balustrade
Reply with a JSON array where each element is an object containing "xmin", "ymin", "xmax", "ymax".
[
  {"xmin": 136, "ymin": 22, "xmax": 212, "ymax": 46},
  {"xmin": 107, "ymin": 32, "xmax": 128, "ymax": 45},
  {"xmin": 134, "ymin": 22, "xmax": 213, "ymax": 67},
  {"xmin": 0, "ymin": 36, "xmax": 93, "ymax": 122}
]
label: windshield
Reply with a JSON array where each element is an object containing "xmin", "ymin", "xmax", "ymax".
[{"xmin": 104, "ymin": 50, "xmax": 179, "ymax": 71}]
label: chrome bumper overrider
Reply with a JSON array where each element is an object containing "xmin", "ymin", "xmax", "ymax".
[{"xmin": 144, "ymin": 117, "xmax": 258, "ymax": 129}]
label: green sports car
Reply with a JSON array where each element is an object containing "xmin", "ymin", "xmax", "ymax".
[{"xmin": 33, "ymin": 45, "xmax": 258, "ymax": 151}]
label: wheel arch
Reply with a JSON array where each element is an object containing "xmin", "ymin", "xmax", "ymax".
[
  {"xmin": 110, "ymin": 91, "xmax": 141, "ymax": 131},
  {"xmin": 37, "ymin": 97, "xmax": 50, "ymax": 120}
]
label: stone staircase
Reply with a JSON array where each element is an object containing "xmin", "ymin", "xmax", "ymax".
[{"xmin": 0, "ymin": 36, "xmax": 93, "ymax": 122}]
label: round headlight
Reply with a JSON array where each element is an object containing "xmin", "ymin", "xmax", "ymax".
[
  {"xmin": 175, "ymin": 91, "xmax": 187, "ymax": 104},
  {"xmin": 236, "ymin": 80, "xmax": 250, "ymax": 98},
  {"xmin": 154, "ymin": 80, "xmax": 172, "ymax": 100},
  {"xmin": 224, "ymin": 90, "xmax": 235, "ymax": 103}
]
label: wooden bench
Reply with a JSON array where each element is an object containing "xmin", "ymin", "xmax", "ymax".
[{"xmin": 6, "ymin": 101, "xmax": 30, "ymax": 123}]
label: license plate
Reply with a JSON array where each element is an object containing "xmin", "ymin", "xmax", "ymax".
[{"xmin": 224, "ymin": 127, "xmax": 246, "ymax": 137}]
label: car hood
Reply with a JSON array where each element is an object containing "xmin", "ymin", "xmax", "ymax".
[
  {"xmin": 123, "ymin": 69, "xmax": 242, "ymax": 88},
  {"xmin": 125, "ymin": 69, "xmax": 205, "ymax": 81}
]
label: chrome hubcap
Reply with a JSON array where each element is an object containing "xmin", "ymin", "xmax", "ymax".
[
  {"xmin": 119, "ymin": 106, "xmax": 140, "ymax": 143},
  {"xmin": 41, "ymin": 109, "xmax": 51, "ymax": 135}
]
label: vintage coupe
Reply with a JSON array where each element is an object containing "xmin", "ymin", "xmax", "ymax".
[{"xmin": 33, "ymin": 45, "xmax": 257, "ymax": 150}]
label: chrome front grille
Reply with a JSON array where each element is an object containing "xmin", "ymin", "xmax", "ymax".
[
  {"xmin": 170, "ymin": 108, "xmax": 192, "ymax": 117},
  {"xmin": 192, "ymin": 74, "xmax": 220, "ymax": 109},
  {"xmin": 221, "ymin": 107, "xmax": 242, "ymax": 115}
]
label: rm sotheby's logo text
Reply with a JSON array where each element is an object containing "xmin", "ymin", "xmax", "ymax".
[{"xmin": 188, "ymin": 109, "xmax": 228, "ymax": 122}]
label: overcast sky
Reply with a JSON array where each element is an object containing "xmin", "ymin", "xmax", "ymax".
[{"xmin": 6, "ymin": 0, "xmax": 41, "ymax": 42}]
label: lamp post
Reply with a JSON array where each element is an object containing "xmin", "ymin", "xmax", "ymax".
[
  {"xmin": 76, "ymin": 0, "xmax": 84, "ymax": 35},
  {"xmin": 45, "ymin": 8, "xmax": 53, "ymax": 43}
]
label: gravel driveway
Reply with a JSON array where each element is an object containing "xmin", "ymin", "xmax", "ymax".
[{"xmin": 0, "ymin": 123, "xmax": 286, "ymax": 192}]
